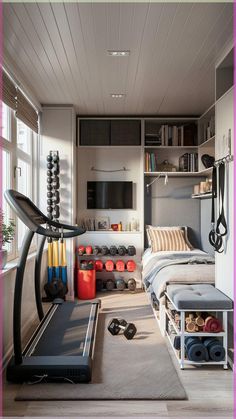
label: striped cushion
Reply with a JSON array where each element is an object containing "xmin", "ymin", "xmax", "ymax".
[
  {"xmin": 149, "ymin": 228, "xmax": 190, "ymax": 252},
  {"xmin": 146, "ymin": 225, "xmax": 193, "ymax": 249}
]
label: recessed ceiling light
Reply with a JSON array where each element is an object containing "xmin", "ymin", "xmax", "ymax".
[
  {"xmin": 110, "ymin": 94, "xmax": 126, "ymax": 99},
  {"xmin": 107, "ymin": 50, "xmax": 130, "ymax": 57}
]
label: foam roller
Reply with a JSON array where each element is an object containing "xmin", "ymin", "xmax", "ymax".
[
  {"xmin": 203, "ymin": 316, "xmax": 222, "ymax": 333},
  {"xmin": 185, "ymin": 337, "xmax": 209, "ymax": 362},
  {"xmin": 203, "ymin": 338, "xmax": 225, "ymax": 362}
]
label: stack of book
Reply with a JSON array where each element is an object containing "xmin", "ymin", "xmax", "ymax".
[
  {"xmin": 145, "ymin": 152, "xmax": 158, "ymax": 172},
  {"xmin": 179, "ymin": 153, "xmax": 198, "ymax": 172},
  {"xmin": 145, "ymin": 123, "xmax": 196, "ymax": 147}
]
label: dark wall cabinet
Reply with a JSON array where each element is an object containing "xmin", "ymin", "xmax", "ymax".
[
  {"xmin": 80, "ymin": 120, "xmax": 110, "ymax": 145},
  {"xmin": 110, "ymin": 120, "xmax": 141, "ymax": 145},
  {"xmin": 79, "ymin": 119, "xmax": 141, "ymax": 146}
]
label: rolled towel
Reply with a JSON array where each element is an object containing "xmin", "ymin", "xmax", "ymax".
[{"xmin": 203, "ymin": 316, "xmax": 222, "ymax": 333}]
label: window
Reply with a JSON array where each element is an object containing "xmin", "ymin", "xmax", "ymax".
[{"xmin": 1, "ymin": 103, "xmax": 38, "ymax": 261}]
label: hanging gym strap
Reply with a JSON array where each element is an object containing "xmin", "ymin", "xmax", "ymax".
[
  {"xmin": 209, "ymin": 160, "xmax": 229, "ymax": 253},
  {"xmin": 209, "ymin": 166, "xmax": 223, "ymax": 253}
]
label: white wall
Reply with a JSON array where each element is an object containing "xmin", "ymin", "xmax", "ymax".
[
  {"xmin": 215, "ymin": 87, "xmax": 234, "ymax": 299},
  {"xmin": 40, "ymin": 106, "xmax": 76, "ymax": 298},
  {"xmin": 77, "ymin": 146, "xmax": 143, "ymax": 238},
  {"xmin": 3, "ymin": 253, "xmax": 47, "ymax": 365}
]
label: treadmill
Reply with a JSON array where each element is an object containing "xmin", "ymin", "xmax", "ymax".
[{"xmin": 5, "ymin": 189, "xmax": 100, "ymax": 383}]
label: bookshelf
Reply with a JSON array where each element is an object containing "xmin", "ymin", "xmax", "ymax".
[{"xmin": 144, "ymin": 115, "xmax": 215, "ymax": 177}]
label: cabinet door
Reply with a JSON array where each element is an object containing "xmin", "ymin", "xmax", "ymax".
[
  {"xmin": 110, "ymin": 120, "xmax": 141, "ymax": 145},
  {"xmin": 80, "ymin": 120, "xmax": 110, "ymax": 145}
]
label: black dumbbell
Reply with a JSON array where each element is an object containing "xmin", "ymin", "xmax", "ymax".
[
  {"xmin": 101, "ymin": 245, "xmax": 109, "ymax": 255},
  {"xmin": 108, "ymin": 318, "xmax": 137, "ymax": 340},
  {"xmin": 118, "ymin": 245, "xmax": 127, "ymax": 256},
  {"xmin": 106, "ymin": 279, "xmax": 115, "ymax": 291},
  {"xmin": 115, "ymin": 278, "xmax": 126, "ymax": 291},
  {"xmin": 127, "ymin": 245, "xmax": 136, "ymax": 256},
  {"xmin": 127, "ymin": 278, "xmax": 136, "ymax": 291},
  {"xmin": 47, "ymin": 162, "xmax": 53, "ymax": 170},
  {"xmin": 47, "ymin": 155, "xmax": 53, "ymax": 162},
  {"xmin": 52, "ymin": 154, "xmax": 59, "ymax": 163},
  {"xmin": 110, "ymin": 245, "xmax": 117, "ymax": 256},
  {"xmin": 96, "ymin": 278, "xmax": 104, "ymax": 292},
  {"xmin": 93, "ymin": 246, "xmax": 100, "ymax": 255}
]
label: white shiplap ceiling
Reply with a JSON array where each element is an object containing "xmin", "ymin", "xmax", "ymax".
[{"xmin": 3, "ymin": 2, "xmax": 233, "ymax": 116}]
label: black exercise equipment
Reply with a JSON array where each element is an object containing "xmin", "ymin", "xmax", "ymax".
[
  {"xmin": 115, "ymin": 278, "xmax": 126, "ymax": 291},
  {"xmin": 93, "ymin": 246, "xmax": 100, "ymax": 255},
  {"xmin": 110, "ymin": 245, "xmax": 117, "ymax": 256},
  {"xmin": 96, "ymin": 278, "xmax": 103, "ymax": 292},
  {"xmin": 127, "ymin": 278, "xmax": 136, "ymax": 291},
  {"xmin": 106, "ymin": 279, "xmax": 115, "ymax": 291},
  {"xmin": 209, "ymin": 163, "xmax": 228, "ymax": 253},
  {"xmin": 5, "ymin": 189, "xmax": 100, "ymax": 383},
  {"xmin": 101, "ymin": 245, "xmax": 109, "ymax": 255},
  {"xmin": 107, "ymin": 318, "xmax": 137, "ymax": 340},
  {"xmin": 127, "ymin": 245, "xmax": 136, "ymax": 256},
  {"xmin": 118, "ymin": 245, "xmax": 126, "ymax": 256}
]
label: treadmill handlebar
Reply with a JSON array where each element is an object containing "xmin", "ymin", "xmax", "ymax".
[
  {"xmin": 4, "ymin": 189, "xmax": 86, "ymax": 238},
  {"xmin": 37, "ymin": 225, "xmax": 86, "ymax": 239}
]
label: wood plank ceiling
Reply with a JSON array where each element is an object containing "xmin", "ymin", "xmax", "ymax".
[{"xmin": 3, "ymin": 2, "xmax": 233, "ymax": 116}]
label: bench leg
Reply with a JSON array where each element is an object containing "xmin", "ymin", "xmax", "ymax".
[
  {"xmin": 223, "ymin": 311, "xmax": 228, "ymax": 369},
  {"xmin": 180, "ymin": 311, "xmax": 185, "ymax": 369}
]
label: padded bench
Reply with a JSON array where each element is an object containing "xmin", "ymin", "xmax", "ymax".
[
  {"xmin": 165, "ymin": 284, "xmax": 233, "ymax": 369},
  {"xmin": 167, "ymin": 284, "xmax": 233, "ymax": 310}
]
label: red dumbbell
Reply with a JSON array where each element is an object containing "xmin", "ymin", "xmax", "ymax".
[
  {"xmin": 78, "ymin": 245, "xmax": 85, "ymax": 255},
  {"xmin": 105, "ymin": 260, "xmax": 115, "ymax": 272},
  {"xmin": 116, "ymin": 260, "xmax": 125, "ymax": 272},
  {"xmin": 86, "ymin": 245, "xmax": 93, "ymax": 255},
  {"xmin": 95, "ymin": 260, "xmax": 103, "ymax": 271},
  {"xmin": 126, "ymin": 260, "xmax": 136, "ymax": 272}
]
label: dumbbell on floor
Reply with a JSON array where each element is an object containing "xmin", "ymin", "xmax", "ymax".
[{"xmin": 108, "ymin": 318, "xmax": 137, "ymax": 340}]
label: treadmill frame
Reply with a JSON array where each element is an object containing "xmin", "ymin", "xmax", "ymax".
[{"xmin": 5, "ymin": 189, "xmax": 100, "ymax": 383}]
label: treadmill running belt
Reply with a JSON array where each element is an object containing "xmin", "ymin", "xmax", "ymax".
[{"xmin": 32, "ymin": 301, "xmax": 92, "ymax": 357}]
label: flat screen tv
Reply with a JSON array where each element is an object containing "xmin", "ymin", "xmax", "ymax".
[{"xmin": 87, "ymin": 181, "xmax": 133, "ymax": 209}]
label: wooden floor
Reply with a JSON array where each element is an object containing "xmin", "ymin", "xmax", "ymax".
[{"xmin": 3, "ymin": 292, "xmax": 233, "ymax": 418}]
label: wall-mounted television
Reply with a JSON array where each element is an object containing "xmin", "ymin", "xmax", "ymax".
[{"xmin": 87, "ymin": 181, "xmax": 133, "ymax": 209}]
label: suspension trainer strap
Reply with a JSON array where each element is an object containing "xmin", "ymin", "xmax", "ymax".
[{"xmin": 215, "ymin": 163, "xmax": 228, "ymax": 237}]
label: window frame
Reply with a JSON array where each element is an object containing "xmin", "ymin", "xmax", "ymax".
[{"xmin": 2, "ymin": 103, "xmax": 38, "ymax": 262}]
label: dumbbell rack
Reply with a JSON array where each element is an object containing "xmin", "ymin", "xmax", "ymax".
[
  {"xmin": 46, "ymin": 151, "xmax": 60, "ymax": 224},
  {"xmin": 164, "ymin": 292, "xmax": 230, "ymax": 370},
  {"xmin": 77, "ymin": 252, "xmax": 140, "ymax": 291}
]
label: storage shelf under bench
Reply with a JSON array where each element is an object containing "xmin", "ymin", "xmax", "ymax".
[{"xmin": 164, "ymin": 291, "xmax": 232, "ymax": 369}]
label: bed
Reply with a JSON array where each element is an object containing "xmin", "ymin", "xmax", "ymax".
[{"xmin": 142, "ymin": 248, "xmax": 215, "ymax": 334}]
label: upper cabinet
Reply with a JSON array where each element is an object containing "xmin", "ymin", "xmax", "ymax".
[
  {"xmin": 78, "ymin": 118, "xmax": 141, "ymax": 146},
  {"xmin": 110, "ymin": 120, "xmax": 141, "ymax": 145},
  {"xmin": 80, "ymin": 120, "xmax": 110, "ymax": 145},
  {"xmin": 216, "ymin": 48, "xmax": 234, "ymax": 101}
]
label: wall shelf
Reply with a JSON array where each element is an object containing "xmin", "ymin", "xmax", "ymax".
[
  {"xmin": 144, "ymin": 171, "xmax": 209, "ymax": 177},
  {"xmin": 198, "ymin": 136, "xmax": 215, "ymax": 148},
  {"xmin": 191, "ymin": 192, "xmax": 212, "ymax": 200},
  {"xmin": 144, "ymin": 145, "xmax": 198, "ymax": 149}
]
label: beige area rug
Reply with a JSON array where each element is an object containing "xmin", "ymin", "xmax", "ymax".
[{"xmin": 16, "ymin": 291, "xmax": 187, "ymax": 400}]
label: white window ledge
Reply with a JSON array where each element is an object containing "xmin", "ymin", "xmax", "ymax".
[{"xmin": 1, "ymin": 249, "xmax": 47, "ymax": 278}]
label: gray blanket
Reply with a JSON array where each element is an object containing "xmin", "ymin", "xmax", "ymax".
[{"xmin": 142, "ymin": 250, "xmax": 215, "ymax": 300}]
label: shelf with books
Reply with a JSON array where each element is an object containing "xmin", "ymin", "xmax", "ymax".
[
  {"xmin": 144, "ymin": 149, "xmax": 198, "ymax": 173},
  {"xmin": 144, "ymin": 120, "xmax": 197, "ymax": 148}
]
